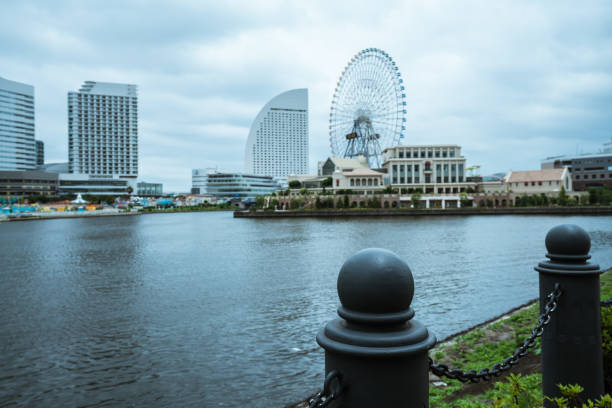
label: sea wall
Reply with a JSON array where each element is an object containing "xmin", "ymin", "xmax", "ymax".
[{"xmin": 235, "ymin": 206, "xmax": 612, "ymax": 218}]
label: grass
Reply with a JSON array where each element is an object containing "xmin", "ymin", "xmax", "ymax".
[{"xmin": 429, "ymin": 268, "xmax": 612, "ymax": 407}]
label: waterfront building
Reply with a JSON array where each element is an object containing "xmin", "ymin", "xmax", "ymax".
[
  {"xmin": 68, "ymin": 81, "xmax": 138, "ymax": 178},
  {"xmin": 541, "ymin": 142, "xmax": 612, "ymax": 191},
  {"xmin": 191, "ymin": 168, "xmax": 217, "ymax": 194},
  {"xmin": 289, "ymin": 156, "xmax": 370, "ymax": 189},
  {"xmin": 137, "ymin": 181, "xmax": 163, "ymax": 196},
  {"xmin": 0, "ymin": 76, "xmax": 36, "ymax": 171},
  {"xmin": 505, "ymin": 168, "xmax": 572, "ymax": 194},
  {"xmin": 57, "ymin": 173, "xmax": 132, "ymax": 196},
  {"xmin": 197, "ymin": 171, "xmax": 280, "ymax": 199},
  {"xmin": 382, "ymin": 145, "xmax": 473, "ymax": 194},
  {"xmin": 244, "ymin": 89, "xmax": 308, "ymax": 178},
  {"xmin": 0, "ymin": 170, "xmax": 58, "ymax": 198},
  {"xmin": 36, "ymin": 140, "xmax": 44, "ymax": 166}
]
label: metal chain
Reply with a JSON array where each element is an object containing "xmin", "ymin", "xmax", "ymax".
[
  {"xmin": 429, "ymin": 283, "xmax": 562, "ymax": 383},
  {"xmin": 308, "ymin": 370, "xmax": 342, "ymax": 408}
]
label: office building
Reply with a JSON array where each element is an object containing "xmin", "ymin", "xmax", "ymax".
[
  {"xmin": 541, "ymin": 142, "xmax": 612, "ymax": 190},
  {"xmin": 193, "ymin": 170, "xmax": 280, "ymax": 198},
  {"xmin": 36, "ymin": 140, "xmax": 44, "ymax": 166},
  {"xmin": 191, "ymin": 168, "xmax": 217, "ymax": 194},
  {"xmin": 137, "ymin": 182, "xmax": 163, "ymax": 196},
  {"xmin": 244, "ymin": 88, "xmax": 308, "ymax": 178},
  {"xmin": 68, "ymin": 81, "xmax": 138, "ymax": 177},
  {"xmin": 0, "ymin": 76, "xmax": 36, "ymax": 171},
  {"xmin": 0, "ymin": 170, "xmax": 58, "ymax": 197}
]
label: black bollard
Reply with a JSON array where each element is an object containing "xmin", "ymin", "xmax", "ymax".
[
  {"xmin": 535, "ymin": 224, "xmax": 604, "ymax": 405},
  {"xmin": 316, "ymin": 248, "xmax": 436, "ymax": 408}
]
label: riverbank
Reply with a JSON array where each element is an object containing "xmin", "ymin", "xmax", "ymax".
[
  {"xmin": 236, "ymin": 206, "xmax": 612, "ymax": 218},
  {"xmin": 0, "ymin": 210, "xmax": 141, "ymax": 222},
  {"xmin": 287, "ymin": 269, "xmax": 612, "ymax": 407},
  {"xmin": 0, "ymin": 207, "xmax": 235, "ymax": 222}
]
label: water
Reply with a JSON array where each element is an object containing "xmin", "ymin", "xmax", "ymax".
[{"xmin": 0, "ymin": 213, "xmax": 611, "ymax": 407}]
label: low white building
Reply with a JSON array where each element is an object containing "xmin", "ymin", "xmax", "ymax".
[
  {"xmin": 334, "ymin": 168, "xmax": 384, "ymax": 190},
  {"xmin": 505, "ymin": 168, "xmax": 572, "ymax": 194}
]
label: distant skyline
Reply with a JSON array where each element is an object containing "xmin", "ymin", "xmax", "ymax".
[{"xmin": 1, "ymin": 1, "xmax": 611, "ymax": 191}]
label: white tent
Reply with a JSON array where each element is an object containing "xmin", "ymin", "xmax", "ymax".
[{"xmin": 71, "ymin": 193, "xmax": 88, "ymax": 204}]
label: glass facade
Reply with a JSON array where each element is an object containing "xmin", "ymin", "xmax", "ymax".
[
  {"xmin": 204, "ymin": 172, "xmax": 281, "ymax": 198},
  {"xmin": 0, "ymin": 77, "xmax": 36, "ymax": 171}
]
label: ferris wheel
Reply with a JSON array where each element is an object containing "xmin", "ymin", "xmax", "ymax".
[{"xmin": 329, "ymin": 48, "xmax": 406, "ymax": 168}]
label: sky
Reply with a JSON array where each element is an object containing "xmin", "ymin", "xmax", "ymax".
[{"xmin": 1, "ymin": 1, "xmax": 611, "ymax": 192}]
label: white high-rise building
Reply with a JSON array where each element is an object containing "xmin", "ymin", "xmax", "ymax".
[
  {"xmin": 0, "ymin": 76, "xmax": 36, "ymax": 171},
  {"xmin": 68, "ymin": 81, "xmax": 138, "ymax": 178},
  {"xmin": 244, "ymin": 88, "xmax": 308, "ymax": 178}
]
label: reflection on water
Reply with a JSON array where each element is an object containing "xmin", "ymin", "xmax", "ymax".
[{"xmin": 0, "ymin": 213, "xmax": 611, "ymax": 407}]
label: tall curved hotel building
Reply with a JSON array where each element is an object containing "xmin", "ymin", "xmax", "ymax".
[
  {"xmin": 68, "ymin": 81, "xmax": 138, "ymax": 177},
  {"xmin": 244, "ymin": 88, "xmax": 308, "ymax": 177},
  {"xmin": 0, "ymin": 76, "xmax": 36, "ymax": 170}
]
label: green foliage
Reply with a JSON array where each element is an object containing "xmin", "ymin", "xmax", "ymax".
[
  {"xmin": 255, "ymin": 195, "xmax": 265, "ymax": 208},
  {"xmin": 321, "ymin": 177, "xmax": 333, "ymax": 188},
  {"xmin": 289, "ymin": 198, "xmax": 302, "ymax": 210},
  {"xmin": 381, "ymin": 185, "xmax": 398, "ymax": 194},
  {"xmin": 400, "ymin": 188, "xmax": 409, "ymax": 194},
  {"xmin": 343, "ymin": 195, "xmax": 349, "ymax": 208},
  {"xmin": 299, "ymin": 188, "xmax": 310, "ymax": 195},
  {"xmin": 411, "ymin": 192, "xmax": 421, "ymax": 208},
  {"xmin": 270, "ymin": 198, "xmax": 279, "ymax": 209},
  {"xmin": 367, "ymin": 196, "xmax": 381, "ymax": 208},
  {"xmin": 288, "ymin": 180, "xmax": 301, "ymax": 189},
  {"xmin": 589, "ymin": 187, "xmax": 612, "ymax": 205},
  {"xmin": 558, "ymin": 186, "xmax": 568, "ymax": 206}
]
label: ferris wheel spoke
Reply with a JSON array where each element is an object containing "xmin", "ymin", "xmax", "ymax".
[{"xmin": 330, "ymin": 48, "xmax": 407, "ymax": 163}]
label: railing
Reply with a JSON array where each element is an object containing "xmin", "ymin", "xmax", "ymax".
[{"xmin": 309, "ymin": 224, "xmax": 605, "ymax": 408}]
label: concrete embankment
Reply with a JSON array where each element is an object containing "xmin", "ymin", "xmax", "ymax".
[
  {"xmin": 0, "ymin": 211, "xmax": 141, "ymax": 222},
  {"xmin": 236, "ymin": 206, "xmax": 612, "ymax": 218}
]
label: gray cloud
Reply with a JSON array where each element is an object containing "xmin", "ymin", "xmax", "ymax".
[{"xmin": 1, "ymin": 0, "xmax": 611, "ymax": 191}]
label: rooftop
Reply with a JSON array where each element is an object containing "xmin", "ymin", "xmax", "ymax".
[{"xmin": 507, "ymin": 168, "xmax": 565, "ymax": 182}]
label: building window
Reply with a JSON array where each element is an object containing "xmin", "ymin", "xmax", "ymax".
[
  {"xmin": 374, "ymin": 179, "xmax": 378, "ymax": 186},
  {"xmin": 538, "ymin": 181, "xmax": 542, "ymax": 185},
  {"xmin": 525, "ymin": 182, "xmax": 528, "ymax": 186},
  {"xmin": 399, "ymin": 151, "xmax": 404, "ymax": 158},
  {"xmin": 368, "ymin": 179, "xmax": 372, "ymax": 186},
  {"xmin": 350, "ymin": 179, "xmax": 354, "ymax": 186}
]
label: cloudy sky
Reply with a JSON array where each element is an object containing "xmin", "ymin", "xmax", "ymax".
[{"xmin": 1, "ymin": 1, "xmax": 611, "ymax": 191}]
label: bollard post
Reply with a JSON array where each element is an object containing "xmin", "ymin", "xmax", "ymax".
[
  {"xmin": 535, "ymin": 224, "xmax": 604, "ymax": 405},
  {"xmin": 316, "ymin": 248, "xmax": 436, "ymax": 408}
]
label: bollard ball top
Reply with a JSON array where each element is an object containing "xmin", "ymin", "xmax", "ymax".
[
  {"xmin": 545, "ymin": 224, "xmax": 591, "ymax": 259},
  {"xmin": 337, "ymin": 248, "xmax": 414, "ymax": 315}
]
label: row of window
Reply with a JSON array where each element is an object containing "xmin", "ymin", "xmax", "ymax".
[
  {"xmin": 575, "ymin": 174, "xmax": 611, "ymax": 180},
  {"xmin": 349, "ymin": 178, "xmax": 380, "ymax": 187}
]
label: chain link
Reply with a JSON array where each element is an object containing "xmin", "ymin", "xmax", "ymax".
[
  {"xmin": 308, "ymin": 370, "xmax": 342, "ymax": 408},
  {"xmin": 429, "ymin": 283, "xmax": 562, "ymax": 383}
]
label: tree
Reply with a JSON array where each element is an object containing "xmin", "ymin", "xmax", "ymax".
[
  {"xmin": 343, "ymin": 195, "xmax": 349, "ymax": 208},
  {"xmin": 321, "ymin": 177, "xmax": 333, "ymax": 188},
  {"xmin": 411, "ymin": 192, "xmax": 421, "ymax": 209},
  {"xmin": 288, "ymin": 180, "xmax": 301, "ymax": 189},
  {"xmin": 255, "ymin": 195, "xmax": 265, "ymax": 208},
  {"xmin": 558, "ymin": 186, "xmax": 568, "ymax": 206},
  {"xmin": 126, "ymin": 186, "xmax": 134, "ymax": 195}
]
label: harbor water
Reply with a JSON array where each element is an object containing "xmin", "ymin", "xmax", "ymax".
[{"xmin": 1, "ymin": 212, "xmax": 611, "ymax": 407}]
